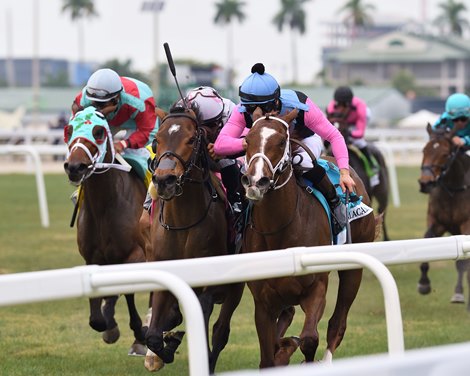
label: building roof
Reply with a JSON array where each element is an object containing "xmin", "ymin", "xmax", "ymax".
[{"xmin": 328, "ymin": 31, "xmax": 470, "ymax": 63}]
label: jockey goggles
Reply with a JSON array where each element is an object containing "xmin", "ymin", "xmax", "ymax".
[
  {"xmin": 86, "ymin": 87, "xmax": 122, "ymax": 102},
  {"xmin": 244, "ymin": 100, "xmax": 278, "ymax": 115},
  {"xmin": 452, "ymin": 116, "xmax": 469, "ymax": 123}
]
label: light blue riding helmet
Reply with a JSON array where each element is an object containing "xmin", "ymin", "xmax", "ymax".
[
  {"xmin": 445, "ymin": 93, "xmax": 470, "ymax": 119},
  {"xmin": 239, "ymin": 63, "xmax": 280, "ymax": 105}
]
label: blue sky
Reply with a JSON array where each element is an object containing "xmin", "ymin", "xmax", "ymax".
[{"xmin": 1, "ymin": 0, "xmax": 446, "ymax": 84}]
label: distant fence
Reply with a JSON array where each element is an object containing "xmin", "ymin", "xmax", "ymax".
[{"xmin": 0, "ymin": 236, "xmax": 469, "ymax": 376}]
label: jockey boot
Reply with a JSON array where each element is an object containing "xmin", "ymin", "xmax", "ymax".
[
  {"xmin": 220, "ymin": 159, "xmax": 243, "ymax": 213},
  {"xmin": 303, "ymin": 165, "xmax": 347, "ymax": 236}
]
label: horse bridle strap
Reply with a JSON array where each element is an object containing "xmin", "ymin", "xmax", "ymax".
[{"xmin": 245, "ymin": 115, "xmax": 293, "ymax": 190}]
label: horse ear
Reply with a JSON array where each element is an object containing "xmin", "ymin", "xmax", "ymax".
[
  {"xmin": 284, "ymin": 109, "xmax": 298, "ymax": 124},
  {"xmin": 426, "ymin": 123, "xmax": 432, "ymax": 135}
]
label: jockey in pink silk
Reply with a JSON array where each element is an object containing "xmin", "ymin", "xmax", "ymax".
[{"xmin": 214, "ymin": 63, "xmax": 353, "ymax": 235}]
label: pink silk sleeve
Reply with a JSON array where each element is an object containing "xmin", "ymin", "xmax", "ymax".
[
  {"xmin": 214, "ymin": 106, "xmax": 247, "ymax": 156},
  {"xmin": 349, "ymin": 97, "xmax": 368, "ymax": 139},
  {"xmin": 303, "ymin": 98, "xmax": 349, "ymax": 170}
]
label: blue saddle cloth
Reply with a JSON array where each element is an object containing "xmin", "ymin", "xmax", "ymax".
[{"xmin": 302, "ymin": 159, "xmax": 364, "ymax": 243}]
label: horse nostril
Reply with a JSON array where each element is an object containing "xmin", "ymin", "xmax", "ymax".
[
  {"xmin": 156, "ymin": 174, "xmax": 177, "ymax": 188},
  {"xmin": 241, "ymin": 175, "xmax": 250, "ymax": 187},
  {"xmin": 257, "ymin": 177, "xmax": 271, "ymax": 189}
]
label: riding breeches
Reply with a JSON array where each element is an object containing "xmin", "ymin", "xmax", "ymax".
[
  {"xmin": 351, "ymin": 137, "xmax": 367, "ymax": 149},
  {"xmin": 292, "ymin": 134, "xmax": 324, "ymax": 169}
]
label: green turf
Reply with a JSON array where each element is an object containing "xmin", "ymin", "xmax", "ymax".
[{"xmin": 0, "ymin": 167, "xmax": 469, "ymax": 375}]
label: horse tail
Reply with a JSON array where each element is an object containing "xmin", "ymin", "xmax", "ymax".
[{"xmin": 374, "ymin": 213, "xmax": 384, "ymax": 241}]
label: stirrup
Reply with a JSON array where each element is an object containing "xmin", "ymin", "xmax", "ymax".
[{"xmin": 70, "ymin": 190, "xmax": 79, "ymax": 205}]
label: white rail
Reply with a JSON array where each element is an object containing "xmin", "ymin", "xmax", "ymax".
[
  {"xmin": 1, "ymin": 236, "xmax": 470, "ymax": 375},
  {"xmin": 0, "ymin": 145, "xmax": 49, "ymax": 227}
]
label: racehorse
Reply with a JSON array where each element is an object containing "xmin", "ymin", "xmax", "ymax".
[
  {"xmin": 63, "ymin": 107, "xmax": 148, "ymax": 355},
  {"xmin": 418, "ymin": 123, "xmax": 470, "ymax": 311},
  {"xmin": 144, "ymin": 103, "xmax": 245, "ymax": 373},
  {"xmin": 241, "ymin": 108, "xmax": 377, "ymax": 368},
  {"xmin": 326, "ymin": 116, "xmax": 390, "ymax": 241}
]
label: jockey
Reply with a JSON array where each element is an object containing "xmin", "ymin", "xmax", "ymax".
[
  {"xmin": 326, "ymin": 86, "xmax": 378, "ymax": 180},
  {"xmin": 141, "ymin": 86, "xmax": 242, "ymax": 218},
  {"xmin": 72, "ymin": 68, "xmax": 158, "ymax": 153},
  {"xmin": 433, "ymin": 93, "xmax": 470, "ymax": 146},
  {"xmin": 213, "ymin": 63, "xmax": 353, "ymax": 235}
]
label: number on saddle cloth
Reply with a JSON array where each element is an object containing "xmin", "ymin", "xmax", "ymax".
[{"xmin": 301, "ymin": 159, "xmax": 373, "ymax": 241}]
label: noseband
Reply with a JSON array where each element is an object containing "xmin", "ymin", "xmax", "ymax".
[
  {"xmin": 150, "ymin": 112, "xmax": 208, "ymax": 196},
  {"xmin": 244, "ymin": 115, "xmax": 293, "ymax": 190}
]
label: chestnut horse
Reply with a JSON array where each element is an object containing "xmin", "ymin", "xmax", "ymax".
[
  {"xmin": 418, "ymin": 123, "xmax": 470, "ymax": 311},
  {"xmin": 144, "ymin": 104, "xmax": 245, "ymax": 373},
  {"xmin": 241, "ymin": 109, "xmax": 377, "ymax": 368},
  {"xmin": 326, "ymin": 115, "xmax": 390, "ymax": 240},
  {"xmin": 63, "ymin": 107, "xmax": 148, "ymax": 354}
]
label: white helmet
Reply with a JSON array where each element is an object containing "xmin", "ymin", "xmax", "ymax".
[
  {"xmin": 185, "ymin": 86, "xmax": 226, "ymax": 125},
  {"xmin": 86, "ymin": 68, "xmax": 123, "ymax": 102}
]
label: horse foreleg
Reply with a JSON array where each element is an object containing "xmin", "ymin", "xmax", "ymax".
[
  {"xmin": 209, "ymin": 283, "xmax": 244, "ymax": 374},
  {"xmin": 101, "ymin": 295, "xmax": 120, "ymax": 344},
  {"xmin": 88, "ymin": 297, "xmax": 106, "ymax": 332},
  {"xmin": 297, "ymin": 275, "xmax": 328, "ymax": 364},
  {"xmin": 252, "ymin": 301, "xmax": 278, "ymax": 368},
  {"xmin": 451, "ymin": 260, "xmax": 469, "ymax": 304},
  {"xmin": 124, "ymin": 293, "xmax": 147, "ymax": 356},
  {"xmin": 418, "ymin": 227, "xmax": 444, "ymax": 295},
  {"xmin": 325, "ymin": 269, "xmax": 362, "ymax": 362},
  {"xmin": 277, "ymin": 306, "xmax": 295, "ymax": 338}
]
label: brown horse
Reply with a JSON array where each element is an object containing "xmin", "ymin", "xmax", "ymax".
[
  {"xmin": 144, "ymin": 104, "xmax": 245, "ymax": 373},
  {"xmin": 418, "ymin": 123, "xmax": 470, "ymax": 311},
  {"xmin": 240, "ymin": 109, "xmax": 377, "ymax": 368},
  {"xmin": 63, "ymin": 107, "xmax": 148, "ymax": 354},
  {"xmin": 326, "ymin": 115, "xmax": 390, "ymax": 240}
]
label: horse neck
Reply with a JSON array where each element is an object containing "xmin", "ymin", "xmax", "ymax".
[
  {"xmin": 251, "ymin": 176, "xmax": 299, "ymax": 231},
  {"xmin": 442, "ymin": 153, "xmax": 470, "ymax": 186},
  {"xmin": 82, "ymin": 169, "xmax": 123, "ymax": 210}
]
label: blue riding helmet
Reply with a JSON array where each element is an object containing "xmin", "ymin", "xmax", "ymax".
[
  {"xmin": 445, "ymin": 93, "xmax": 470, "ymax": 119},
  {"xmin": 239, "ymin": 63, "xmax": 280, "ymax": 105}
]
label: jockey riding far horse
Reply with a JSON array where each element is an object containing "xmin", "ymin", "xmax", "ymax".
[
  {"xmin": 143, "ymin": 102, "xmax": 245, "ymax": 373},
  {"xmin": 241, "ymin": 108, "xmax": 377, "ymax": 368},
  {"xmin": 326, "ymin": 86, "xmax": 390, "ymax": 241},
  {"xmin": 63, "ymin": 107, "xmax": 149, "ymax": 355},
  {"xmin": 417, "ymin": 93, "xmax": 470, "ymax": 311}
]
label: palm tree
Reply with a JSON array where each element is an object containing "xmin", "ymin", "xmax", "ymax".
[
  {"xmin": 338, "ymin": 0, "xmax": 375, "ymax": 40},
  {"xmin": 214, "ymin": 0, "xmax": 246, "ymax": 93},
  {"xmin": 272, "ymin": 0, "xmax": 310, "ymax": 84},
  {"xmin": 61, "ymin": 0, "xmax": 98, "ymax": 81},
  {"xmin": 434, "ymin": 0, "xmax": 469, "ymax": 37}
]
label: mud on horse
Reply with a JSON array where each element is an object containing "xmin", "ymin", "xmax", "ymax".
[
  {"xmin": 418, "ymin": 123, "xmax": 470, "ymax": 311},
  {"xmin": 241, "ymin": 108, "xmax": 377, "ymax": 368},
  {"xmin": 144, "ymin": 103, "xmax": 244, "ymax": 373},
  {"xmin": 63, "ymin": 107, "xmax": 149, "ymax": 355}
]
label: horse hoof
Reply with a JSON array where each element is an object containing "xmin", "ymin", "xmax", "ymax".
[
  {"xmin": 102, "ymin": 325, "xmax": 120, "ymax": 344},
  {"xmin": 144, "ymin": 350, "xmax": 165, "ymax": 372},
  {"xmin": 128, "ymin": 342, "xmax": 147, "ymax": 357},
  {"xmin": 451, "ymin": 293, "xmax": 465, "ymax": 304},
  {"xmin": 417, "ymin": 283, "xmax": 431, "ymax": 295}
]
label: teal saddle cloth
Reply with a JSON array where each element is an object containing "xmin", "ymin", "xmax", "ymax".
[{"xmin": 302, "ymin": 159, "xmax": 365, "ymax": 242}]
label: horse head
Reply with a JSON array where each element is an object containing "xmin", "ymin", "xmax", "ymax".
[
  {"xmin": 241, "ymin": 108, "xmax": 298, "ymax": 201},
  {"xmin": 419, "ymin": 123, "xmax": 459, "ymax": 193},
  {"xmin": 150, "ymin": 104, "xmax": 206, "ymax": 200},
  {"xmin": 63, "ymin": 107, "xmax": 114, "ymax": 186}
]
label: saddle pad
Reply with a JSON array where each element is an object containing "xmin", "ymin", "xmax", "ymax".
[
  {"xmin": 122, "ymin": 147, "xmax": 152, "ymax": 188},
  {"xmin": 303, "ymin": 158, "xmax": 373, "ymax": 244}
]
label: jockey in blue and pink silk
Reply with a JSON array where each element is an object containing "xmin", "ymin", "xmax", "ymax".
[
  {"xmin": 433, "ymin": 93, "xmax": 470, "ymax": 147},
  {"xmin": 72, "ymin": 68, "xmax": 158, "ymax": 153}
]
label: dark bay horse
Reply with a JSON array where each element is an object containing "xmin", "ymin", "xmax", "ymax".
[
  {"xmin": 241, "ymin": 109, "xmax": 377, "ymax": 368},
  {"xmin": 144, "ymin": 104, "xmax": 244, "ymax": 373},
  {"xmin": 63, "ymin": 107, "xmax": 148, "ymax": 355},
  {"xmin": 418, "ymin": 123, "xmax": 470, "ymax": 311},
  {"xmin": 326, "ymin": 116, "xmax": 390, "ymax": 240}
]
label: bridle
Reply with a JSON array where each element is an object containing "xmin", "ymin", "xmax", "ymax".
[
  {"xmin": 149, "ymin": 112, "xmax": 209, "ymax": 197},
  {"xmin": 244, "ymin": 115, "xmax": 294, "ymax": 191}
]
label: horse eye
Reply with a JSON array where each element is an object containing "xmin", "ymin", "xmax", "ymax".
[
  {"xmin": 92, "ymin": 126, "xmax": 106, "ymax": 145},
  {"xmin": 188, "ymin": 137, "xmax": 195, "ymax": 145},
  {"xmin": 152, "ymin": 138, "xmax": 158, "ymax": 153}
]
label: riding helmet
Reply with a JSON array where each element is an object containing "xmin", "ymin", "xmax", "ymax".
[
  {"xmin": 445, "ymin": 93, "xmax": 470, "ymax": 119},
  {"xmin": 185, "ymin": 86, "xmax": 225, "ymax": 125},
  {"xmin": 334, "ymin": 86, "xmax": 354, "ymax": 105},
  {"xmin": 239, "ymin": 63, "xmax": 280, "ymax": 105},
  {"xmin": 86, "ymin": 68, "xmax": 123, "ymax": 102}
]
